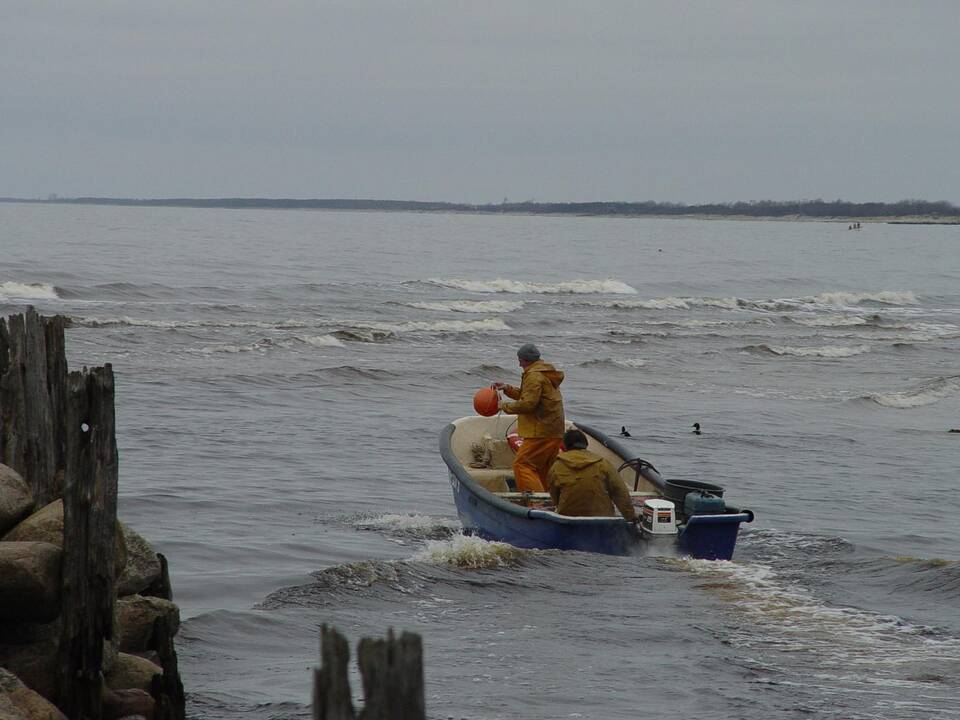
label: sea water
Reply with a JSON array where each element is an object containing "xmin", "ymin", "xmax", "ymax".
[{"xmin": 2, "ymin": 202, "xmax": 959, "ymax": 719}]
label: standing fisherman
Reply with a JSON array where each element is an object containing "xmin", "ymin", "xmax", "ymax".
[{"xmin": 493, "ymin": 344, "xmax": 565, "ymax": 493}]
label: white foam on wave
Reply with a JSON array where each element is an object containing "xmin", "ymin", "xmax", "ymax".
[
  {"xmin": 72, "ymin": 316, "xmax": 310, "ymax": 330},
  {"xmin": 197, "ymin": 334, "xmax": 344, "ymax": 354},
  {"xmin": 402, "ymin": 300, "xmax": 524, "ymax": 313},
  {"xmin": 297, "ymin": 334, "xmax": 346, "ymax": 348},
  {"xmin": 591, "ymin": 296, "xmax": 740, "ymax": 310},
  {"xmin": 410, "ymin": 534, "xmax": 528, "ymax": 569},
  {"xmin": 747, "ymin": 344, "xmax": 871, "ymax": 358},
  {"xmin": 426, "ymin": 278, "xmax": 637, "ymax": 295},
  {"xmin": 0, "ymin": 281, "xmax": 60, "ymax": 300},
  {"xmin": 354, "ymin": 514, "xmax": 462, "ymax": 535},
  {"xmin": 349, "ymin": 318, "xmax": 511, "ymax": 334},
  {"xmin": 865, "ymin": 375, "xmax": 960, "ymax": 409},
  {"xmin": 810, "ymin": 290, "xmax": 918, "ymax": 307},
  {"xmin": 789, "ymin": 314, "xmax": 870, "ymax": 327}
]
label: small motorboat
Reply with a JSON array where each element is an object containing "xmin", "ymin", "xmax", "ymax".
[{"xmin": 439, "ymin": 415, "xmax": 754, "ymax": 560}]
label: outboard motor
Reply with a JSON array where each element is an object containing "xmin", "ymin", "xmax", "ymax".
[{"xmin": 640, "ymin": 499, "xmax": 678, "ymax": 536}]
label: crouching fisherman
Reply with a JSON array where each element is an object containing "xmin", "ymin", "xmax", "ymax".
[
  {"xmin": 493, "ymin": 343, "xmax": 565, "ymax": 493},
  {"xmin": 548, "ymin": 429, "xmax": 637, "ymax": 522}
]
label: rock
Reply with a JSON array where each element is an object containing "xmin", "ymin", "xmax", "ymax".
[
  {"xmin": 116, "ymin": 525, "xmax": 160, "ymax": 597},
  {"xmin": 0, "ymin": 543, "xmax": 62, "ymax": 622},
  {"xmin": 0, "ymin": 618, "xmax": 59, "ymax": 647},
  {"xmin": 102, "ymin": 688, "xmax": 154, "ymax": 720},
  {"xmin": 0, "ymin": 642, "xmax": 57, "ymax": 703},
  {"xmin": 0, "ymin": 501, "xmax": 62, "ymax": 545},
  {"xmin": 115, "ymin": 596, "xmax": 179, "ymax": 653},
  {"xmin": 0, "ymin": 466, "xmax": 34, "ymax": 538},
  {"xmin": 104, "ymin": 653, "xmax": 161, "ymax": 693},
  {"xmin": 0, "ymin": 692, "xmax": 27, "ymax": 719},
  {"xmin": 1, "ymin": 500, "xmax": 127, "ymax": 575},
  {"xmin": 0, "ymin": 669, "xmax": 66, "ymax": 720}
]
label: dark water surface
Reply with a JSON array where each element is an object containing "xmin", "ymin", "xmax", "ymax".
[{"xmin": 3, "ymin": 203, "xmax": 959, "ymax": 719}]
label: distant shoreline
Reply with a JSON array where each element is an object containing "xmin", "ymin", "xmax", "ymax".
[{"xmin": 1, "ymin": 196, "xmax": 958, "ymax": 224}]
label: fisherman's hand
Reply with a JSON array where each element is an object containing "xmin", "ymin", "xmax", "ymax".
[{"xmin": 491, "ymin": 382, "xmax": 506, "ymax": 390}]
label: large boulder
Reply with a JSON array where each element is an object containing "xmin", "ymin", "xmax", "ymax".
[
  {"xmin": 116, "ymin": 525, "xmax": 160, "ymax": 597},
  {"xmin": 115, "ymin": 596, "xmax": 179, "ymax": 653},
  {"xmin": 102, "ymin": 687, "xmax": 155, "ymax": 720},
  {"xmin": 0, "ymin": 618, "xmax": 59, "ymax": 647},
  {"xmin": 0, "ymin": 466, "xmax": 34, "ymax": 537},
  {"xmin": 1, "ymin": 500, "xmax": 127, "ymax": 575},
  {"xmin": 104, "ymin": 652, "xmax": 161, "ymax": 693},
  {"xmin": 0, "ymin": 668, "xmax": 66, "ymax": 720},
  {"xmin": 0, "ymin": 543, "xmax": 61, "ymax": 622},
  {"xmin": 0, "ymin": 642, "xmax": 57, "ymax": 702}
]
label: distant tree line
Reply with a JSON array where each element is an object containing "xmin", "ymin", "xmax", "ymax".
[{"xmin": 2, "ymin": 196, "xmax": 958, "ymax": 218}]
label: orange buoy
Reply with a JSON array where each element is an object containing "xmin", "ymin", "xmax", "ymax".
[{"xmin": 473, "ymin": 387, "xmax": 500, "ymax": 416}]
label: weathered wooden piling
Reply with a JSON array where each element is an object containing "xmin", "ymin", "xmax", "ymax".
[
  {"xmin": 1, "ymin": 309, "xmax": 183, "ymax": 719},
  {"xmin": 0, "ymin": 309, "xmax": 68, "ymax": 507},
  {"xmin": 58, "ymin": 365, "xmax": 119, "ymax": 719},
  {"xmin": 313, "ymin": 626, "xmax": 425, "ymax": 720}
]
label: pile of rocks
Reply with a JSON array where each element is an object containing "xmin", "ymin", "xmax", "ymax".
[{"xmin": 1, "ymin": 463, "xmax": 180, "ymax": 719}]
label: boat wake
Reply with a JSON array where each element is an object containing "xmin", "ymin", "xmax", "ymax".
[
  {"xmin": 352, "ymin": 513, "xmax": 461, "ymax": 541},
  {"xmin": 410, "ymin": 534, "xmax": 530, "ymax": 569}
]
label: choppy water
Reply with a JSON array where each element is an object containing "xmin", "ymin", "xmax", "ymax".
[{"xmin": 3, "ymin": 202, "xmax": 959, "ymax": 719}]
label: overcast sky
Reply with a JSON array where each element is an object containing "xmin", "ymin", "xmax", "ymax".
[{"xmin": 2, "ymin": 1, "xmax": 958, "ymax": 203}]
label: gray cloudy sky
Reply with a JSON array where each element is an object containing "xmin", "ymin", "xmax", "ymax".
[{"xmin": 2, "ymin": 1, "xmax": 958, "ymax": 203}]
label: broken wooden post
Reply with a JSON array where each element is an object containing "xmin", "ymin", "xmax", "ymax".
[
  {"xmin": 0, "ymin": 308, "xmax": 68, "ymax": 507},
  {"xmin": 313, "ymin": 626, "xmax": 425, "ymax": 720},
  {"xmin": 151, "ymin": 614, "xmax": 186, "ymax": 720},
  {"xmin": 314, "ymin": 625, "xmax": 356, "ymax": 720},
  {"xmin": 58, "ymin": 364, "xmax": 119, "ymax": 719},
  {"xmin": 357, "ymin": 630, "xmax": 425, "ymax": 720}
]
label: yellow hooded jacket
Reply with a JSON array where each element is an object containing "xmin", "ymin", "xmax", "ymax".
[
  {"xmin": 500, "ymin": 360, "xmax": 565, "ymax": 438},
  {"xmin": 547, "ymin": 449, "xmax": 637, "ymax": 521}
]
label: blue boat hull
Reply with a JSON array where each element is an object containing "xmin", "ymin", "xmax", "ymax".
[{"xmin": 440, "ymin": 420, "xmax": 754, "ymax": 560}]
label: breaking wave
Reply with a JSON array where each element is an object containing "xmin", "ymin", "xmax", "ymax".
[
  {"xmin": 424, "ymin": 278, "xmax": 637, "ymax": 295},
  {"xmin": 809, "ymin": 290, "xmax": 918, "ymax": 306},
  {"xmin": 862, "ymin": 375, "xmax": 960, "ymax": 408},
  {"xmin": 71, "ymin": 315, "xmax": 310, "ymax": 330},
  {"xmin": 398, "ymin": 299, "xmax": 524, "ymax": 313},
  {"xmin": 743, "ymin": 344, "xmax": 871, "ymax": 358},
  {"xmin": 353, "ymin": 513, "xmax": 462, "ymax": 541},
  {"xmin": 338, "ymin": 318, "xmax": 510, "ymax": 335},
  {"xmin": 787, "ymin": 313, "xmax": 874, "ymax": 327},
  {"xmin": 197, "ymin": 334, "xmax": 344, "ymax": 353},
  {"xmin": 579, "ymin": 357, "xmax": 646, "ymax": 369},
  {"xmin": 410, "ymin": 534, "xmax": 530, "ymax": 569},
  {"xmin": 0, "ymin": 281, "xmax": 60, "ymax": 300}
]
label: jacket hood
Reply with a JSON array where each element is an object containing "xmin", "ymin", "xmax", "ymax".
[
  {"xmin": 525, "ymin": 360, "xmax": 564, "ymax": 387},
  {"xmin": 555, "ymin": 448, "xmax": 603, "ymax": 471}
]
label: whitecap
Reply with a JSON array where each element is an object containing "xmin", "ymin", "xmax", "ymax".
[
  {"xmin": 71, "ymin": 315, "xmax": 310, "ymax": 330},
  {"xmin": 410, "ymin": 534, "xmax": 528, "ymax": 569},
  {"xmin": 0, "ymin": 281, "xmax": 60, "ymax": 300},
  {"xmin": 354, "ymin": 514, "xmax": 461, "ymax": 538},
  {"xmin": 345, "ymin": 318, "xmax": 511, "ymax": 334},
  {"xmin": 401, "ymin": 300, "xmax": 524, "ymax": 313},
  {"xmin": 745, "ymin": 344, "xmax": 871, "ymax": 358},
  {"xmin": 788, "ymin": 314, "xmax": 870, "ymax": 327},
  {"xmin": 426, "ymin": 278, "xmax": 637, "ymax": 295},
  {"xmin": 295, "ymin": 334, "xmax": 345, "ymax": 348},
  {"xmin": 810, "ymin": 290, "xmax": 918, "ymax": 307},
  {"xmin": 864, "ymin": 375, "xmax": 960, "ymax": 409}
]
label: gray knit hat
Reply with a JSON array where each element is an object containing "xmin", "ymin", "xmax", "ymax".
[{"xmin": 517, "ymin": 343, "xmax": 541, "ymax": 361}]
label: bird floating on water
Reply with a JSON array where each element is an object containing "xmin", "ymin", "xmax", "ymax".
[
  {"xmin": 692, "ymin": 422, "xmax": 702, "ymax": 435},
  {"xmin": 618, "ymin": 426, "xmax": 631, "ymax": 437}
]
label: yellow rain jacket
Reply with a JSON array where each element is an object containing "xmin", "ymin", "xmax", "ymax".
[
  {"xmin": 500, "ymin": 360, "xmax": 565, "ymax": 438},
  {"xmin": 547, "ymin": 449, "xmax": 637, "ymax": 521}
]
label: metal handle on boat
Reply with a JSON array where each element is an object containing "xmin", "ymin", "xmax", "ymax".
[{"xmin": 617, "ymin": 458, "xmax": 659, "ymax": 491}]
